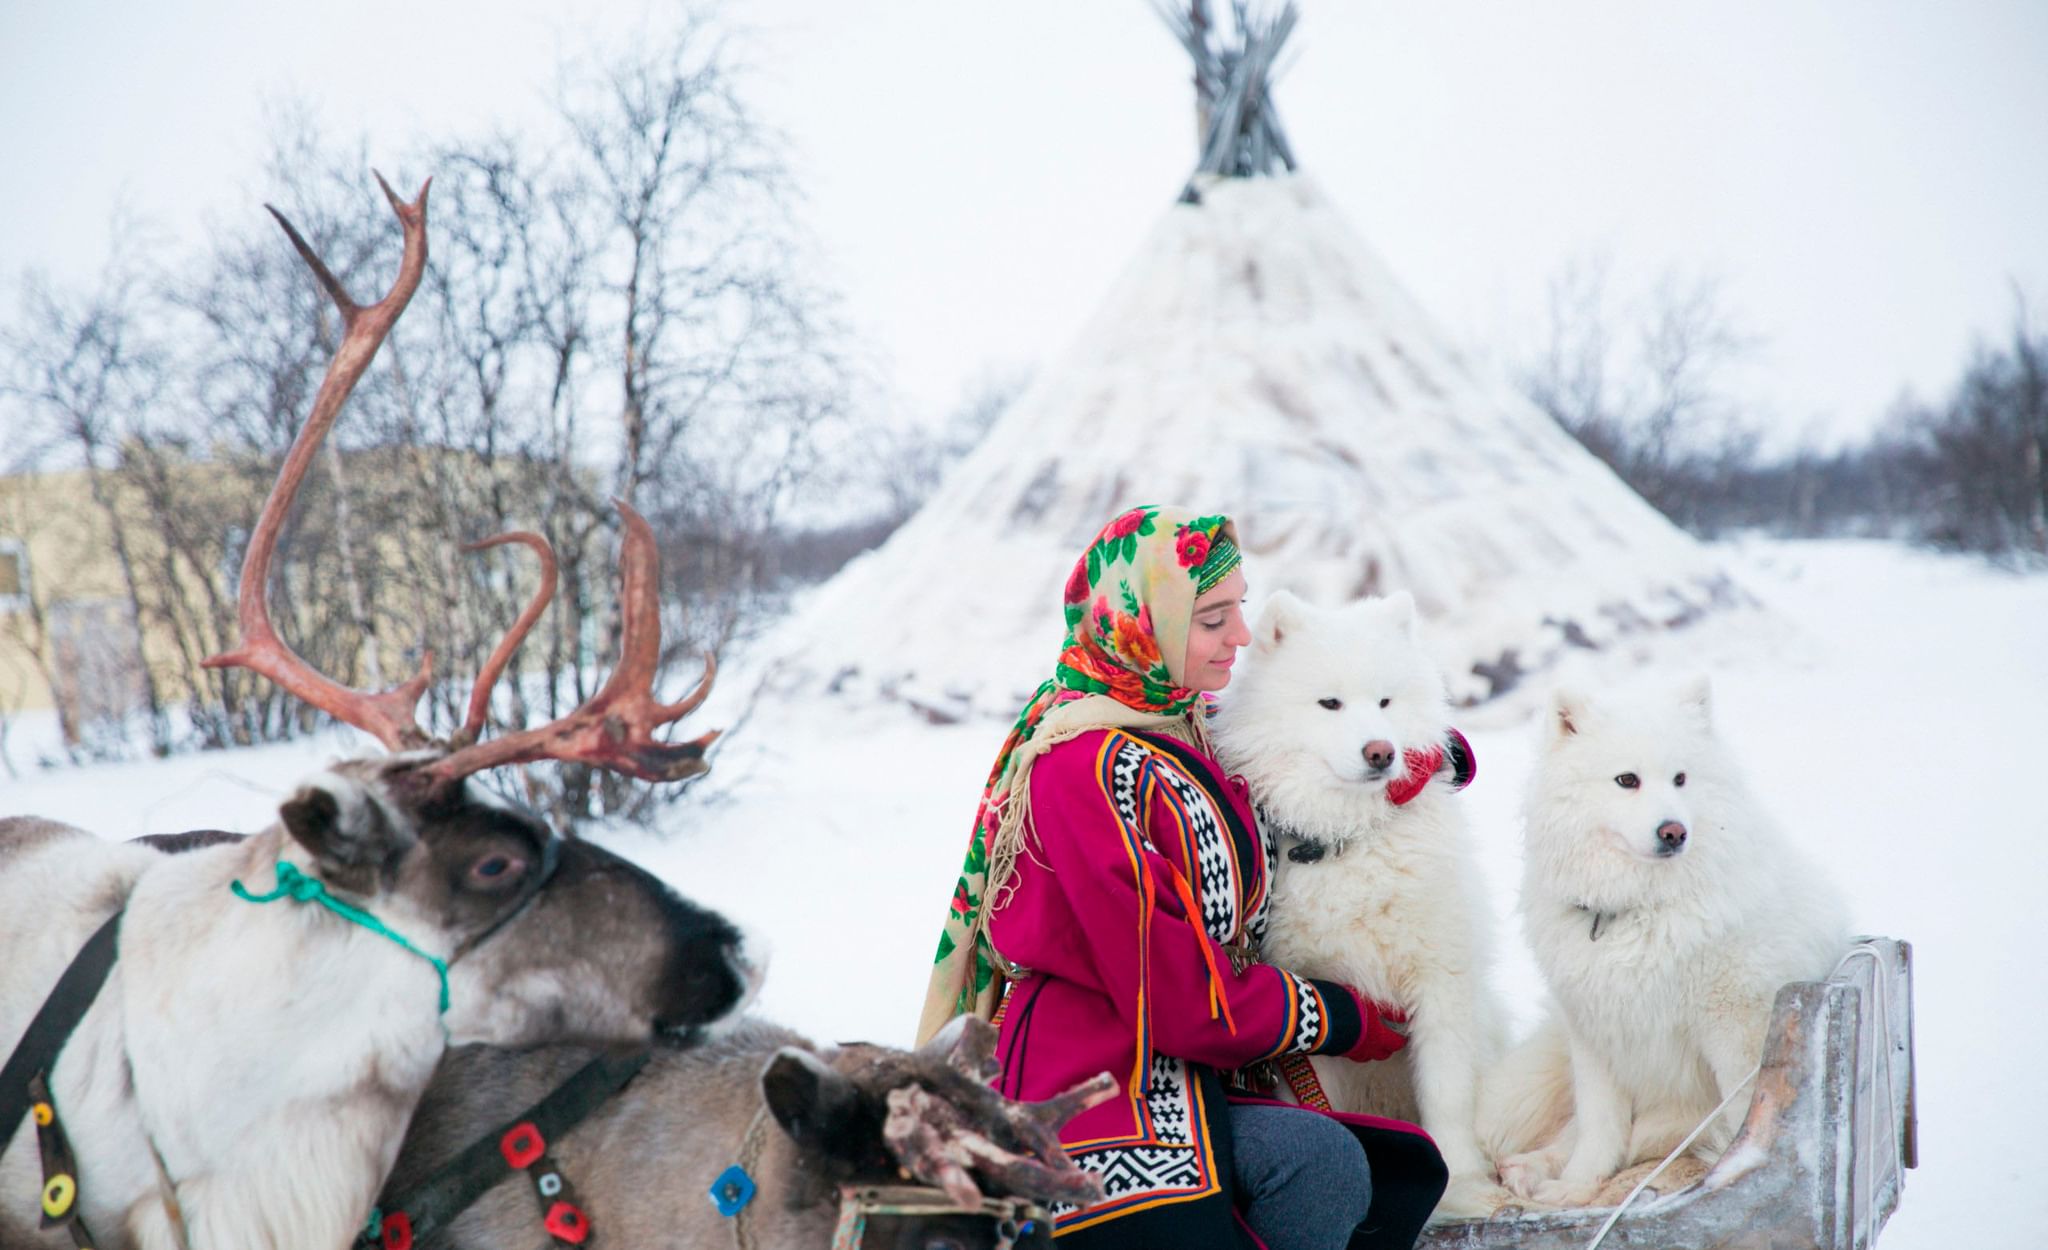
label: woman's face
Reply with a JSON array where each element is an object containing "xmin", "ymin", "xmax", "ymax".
[{"xmin": 1181, "ymin": 567, "xmax": 1251, "ymax": 692}]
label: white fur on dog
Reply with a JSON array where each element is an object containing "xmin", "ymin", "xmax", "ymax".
[
  {"xmin": 1484, "ymin": 677, "xmax": 1849, "ymax": 1206},
  {"xmin": 1211, "ymin": 591, "xmax": 1509, "ymax": 1218}
]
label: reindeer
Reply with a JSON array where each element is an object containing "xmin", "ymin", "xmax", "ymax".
[
  {"xmin": 0, "ymin": 175, "xmax": 755, "ymax": 1250},
  {"xmin": 378, "ymin": 1017, "xmax": 1113, "ymax": 1250}
]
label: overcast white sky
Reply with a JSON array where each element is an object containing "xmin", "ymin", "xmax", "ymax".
[{"xmin": 4, "ymin": 0, "xmax": 2044, "ymax": 449}]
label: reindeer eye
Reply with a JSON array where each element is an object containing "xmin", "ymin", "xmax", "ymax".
[
  {"xmin": 1318, "ymin": 697, "xmax": 1342, "ymax": 710},
  {"xmin": 1674, "ymin": 772, "xmax": 1687, "ymax": 787},
  {"xmin": 469, "ymin": 854, "xmax": 526, "ymax": 887},
  {"xmin": 1379, "ymin": 697, "xmax": 1391, "ymax": 708},
  {"xmin": 1615, "ymin": 773, "xmax": 1640, "ymax": 790}
]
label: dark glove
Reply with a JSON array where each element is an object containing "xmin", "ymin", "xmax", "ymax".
[{"xmin": 1342, "ymin": 992, "xmax": 1410, "ymax": 1062}]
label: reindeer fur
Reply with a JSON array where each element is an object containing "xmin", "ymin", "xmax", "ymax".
[
  {"xmin": 384, "ymin": 1018, "xmax": 1105, "ymax": 1250},
  {"xmin": 0, "ymin": 762, "xmax": 750, "ymax": 1250}
]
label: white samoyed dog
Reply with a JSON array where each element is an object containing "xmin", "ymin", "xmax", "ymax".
[
  {"xmin": 1485, "ymin": 677, "xmax": 1849, "ymax": 1206},
  {"xmin": 1211, "ymin": 590, "xmax": 1509, "ymax": 1218}
]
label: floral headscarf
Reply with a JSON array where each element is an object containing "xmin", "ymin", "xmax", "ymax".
[{"xmin": 915, "ymin": 506, "xmax": 1241, "ymax": 1044}]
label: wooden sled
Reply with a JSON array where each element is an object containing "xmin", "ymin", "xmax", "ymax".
[{"xmin": 1424, "ymin": 937, "xmax": 1917, "ymax": 1250}]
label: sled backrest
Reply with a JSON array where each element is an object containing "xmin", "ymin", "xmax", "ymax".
[
  {"xmin": 1418, "ymin": 935, "xmax": 1916, "ymax": 1250},
  {"xmin": 1822, "ymin": 936, "xmax": 1916, "ymax": 1249}
]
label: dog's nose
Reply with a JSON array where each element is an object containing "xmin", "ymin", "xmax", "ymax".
[
  {"xmin": 1656, "ymin": 821, "xmax": 1688, "ymax": 852},
  {"xmin": 1363, "ymin": 740, "xmax": 1396, "ymax": 771}
]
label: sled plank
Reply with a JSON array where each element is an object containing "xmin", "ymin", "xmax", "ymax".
[{"xmin": 1422, "ymin": 936, "xmax": 1914, "ymax": 1250}]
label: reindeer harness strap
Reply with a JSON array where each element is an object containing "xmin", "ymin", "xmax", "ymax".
[
  {"xmin": 231, "ymin": 861, "xmax": 452, "ymax": 1013},
  {"xmin": 827, "ymin": 1186, "xmax": 1046, "ymax": 1250},
  {"xmin": 360, "ymin": 1050, "xmax": 651, "ymax": 1250},
  {"xmin": 716, "ymin": 1110, "xmax": 1049, "ymax": 1250},
  {"xmin": 1, "ymin": 911, "xmax": 122, "ymax": 1248},
  {"xmin": 717, "ymin": 1105, "xmax": 773, "ymax": 1250}
]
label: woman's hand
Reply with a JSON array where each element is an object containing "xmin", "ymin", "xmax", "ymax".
[{"xmin": 1342, "ymin": 993, "xmax": 1410, "ymax": 1062}]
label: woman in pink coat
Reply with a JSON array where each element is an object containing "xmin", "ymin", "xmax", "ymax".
[{"xmin": 917, "ymin": 507, "xmax": 1445, "ymax": 1249}]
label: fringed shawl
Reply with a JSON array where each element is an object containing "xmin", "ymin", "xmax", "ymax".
[{"xmin": 915, "ymin": 506, "xmax": 1240, "ymax": 1045}]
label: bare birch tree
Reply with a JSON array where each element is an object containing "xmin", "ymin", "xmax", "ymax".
[
  {"xmin": 0, "ymin": 251, "xmax": 174, "ymax": 756},
  {"xmin": 0, "ymin": 6, "xmax": 851, "ymax": 823},
  {"xmin": 1520, "ymin": 258, "xmax": 1764, "ymax": 535}
]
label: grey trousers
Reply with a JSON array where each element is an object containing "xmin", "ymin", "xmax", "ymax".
[{"xmin": 1230, "ymin": 1103, "xmax": 1375, "ymax": 1250}]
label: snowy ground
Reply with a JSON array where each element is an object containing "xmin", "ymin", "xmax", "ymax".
[{"xmin": 4, "ymin": 538, "xmax": 2042, "ymax": 1247}]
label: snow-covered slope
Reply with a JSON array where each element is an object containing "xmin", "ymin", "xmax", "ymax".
[
  {"xmin": 4, "ymin": 539, "xmax": 2037, "ymax": 1248},
  {"xmin": 774, "ymin": 175, "xmax": 1751, "ymax": 715}
]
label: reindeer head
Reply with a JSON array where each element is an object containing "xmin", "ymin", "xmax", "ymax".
[
  {"xmin": 207, "ymin": 174, "xmax": 752, "ymax": 1049},
  {"xmin": 270, "ymin": 759, "xmax": 749, "ymax": 1046},
  {"xmin": 759, "ymin": 1017, "xmax": 1111, "ymax": 1234}
]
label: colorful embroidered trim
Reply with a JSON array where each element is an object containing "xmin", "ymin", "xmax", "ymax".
[{"xmin": 1277, "ymin": 1053, "xmax": 1333, "ymax": 1112}]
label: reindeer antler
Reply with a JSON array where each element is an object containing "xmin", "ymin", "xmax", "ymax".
[
  {"xmin": 882, "ymin": 1079, "xmax": 1112, "ymax": 1210},
  {"xmin": 881, "ymin": 1017, "xmax": 1113, "ymax": 1210},
  {"xmin": 454, "ymin": 530, "xmax": 557, "ymax": 747},
  {"xmin": 941, "ymin": 1009, "xmax": 1004, "ymax": 1083},
  {"xmin": 202, "ymin": 173, "xmax": 436, "ymax": 751},
  {"xmin": 420, "ymin": 501, "xmax": 720, "ymax": 789},
  {"xmin": 207, "ymin": 172, "xmax": 719, "ymax": 787}
]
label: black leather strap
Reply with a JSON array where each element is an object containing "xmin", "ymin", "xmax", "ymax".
[
  {"xmin": 365, "ymin": 1049, "xmax": 651, "ymax": 1247},
  {"xmin": 27, "ymin": 1071, "xmax": 97, "ymax": 1246},
  {"xmin": 1, "ymin": 911, "xmax": 122, "ymax": 1158},
  {"xmin": 131, "ymin": 830, "xmax": 246, "ymax": 855}
]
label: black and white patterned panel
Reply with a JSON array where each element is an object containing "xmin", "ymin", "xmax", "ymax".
[
  {"xmin": 1092, "ymin": 1144, "xmax": 1204, "ymax": 1198},
  {"xmin": 1151, "ymin": 760, "xmax": 1237, "ymax": 942},
  {"xmin": 1285, "ymin": 971, "xmax": 1324, "ymax": 1053},
  {"xmin": 1054, "ymin": 1054, "xmax": 1203, "ymax": 1216},
  {"xmin": 1143, "ymin": 1053, "xmax": 1194, "ymax": 1144},
  {"xmin": 1245, "ymin": 810, "xmax": 1278, "ymax": 950},
  {"xmin": 1111, "ymin": 739, "xmax": 1155, "ymax": 852}
]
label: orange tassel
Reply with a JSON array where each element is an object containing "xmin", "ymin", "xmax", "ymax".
[{"xmin": 1167, "ymin": 867, "xmax": 1237, "ymax": 1035}]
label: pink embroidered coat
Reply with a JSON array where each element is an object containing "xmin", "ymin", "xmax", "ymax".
[{"xmin": 987, "ymin": 728, "xmax": 1445, "ymax": 1248}]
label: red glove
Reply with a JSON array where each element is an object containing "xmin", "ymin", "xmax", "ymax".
[{"xmin": 1343, "ymin": 992, "xmax": 1409, "ymax": 1062}]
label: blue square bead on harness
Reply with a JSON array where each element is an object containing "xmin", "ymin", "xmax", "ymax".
[{"xmin": 710, "ymin": 1164, "xmax": 757, "ymax": 1217}]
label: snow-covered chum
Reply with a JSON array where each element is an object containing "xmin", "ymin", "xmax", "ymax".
[{"xmin": 0, "ymin": 177, "xmax": 752, "ymax": 1250}]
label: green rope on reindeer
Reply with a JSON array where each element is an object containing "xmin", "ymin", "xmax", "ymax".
[{"xmin": 232, "ymin": 861, "xmax": 451, "ymax": 1013}]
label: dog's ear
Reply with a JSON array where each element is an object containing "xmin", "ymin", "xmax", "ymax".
[
  {"xmin": 1252, "ymin": 590, "xmax": 1306, "ymax": 650},
  {"xmin": 1549, "ymin": 686, "xmax": 1588, "ymax": 741},
  {"xmin": 1677, "ymin": 674, "xmax": 1713, "ymax": 725},
  {"xmin": 279, "ymin": 774, "xmax": 413, "ymax": 894},
  {"xmin": 1381, "ymin": 590, "xmax": 1419, "ymax": 639}
]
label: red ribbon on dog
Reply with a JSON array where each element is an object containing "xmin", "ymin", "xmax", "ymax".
[{"xmin": 1386, "ymin": 729, "xmax": 1477, "ymax": 807}]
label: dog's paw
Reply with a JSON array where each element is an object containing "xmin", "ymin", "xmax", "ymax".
[
  {"xmin": 1529, "ymin": 1176, "xmax": 1606, "ymax": 1207},
  {"xmin": 1428, "ymin": 1173, "xmax": 1520, "ymax": 1223},
  {"xmin": 1497, "ymin": 1152, "xmax": 1558, "ymax": 1198}
]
